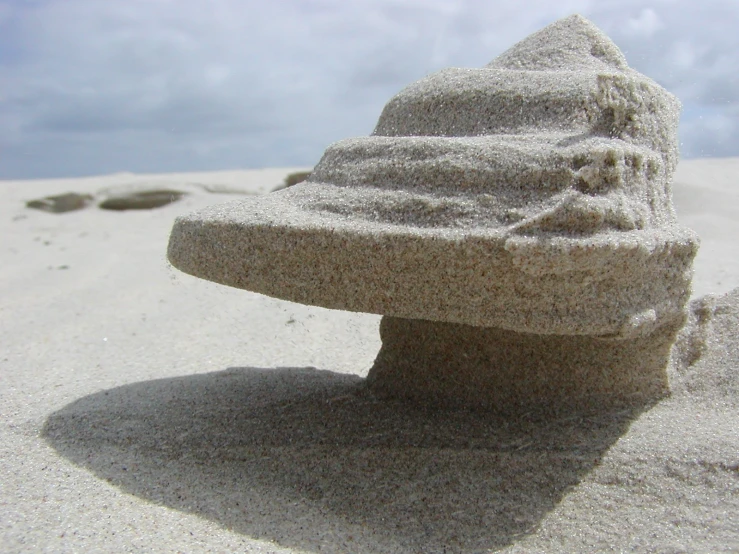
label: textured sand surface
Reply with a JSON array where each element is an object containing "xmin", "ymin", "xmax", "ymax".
[{"xmin": 0, "ymin": 161, "xmax": 737, "ymax": 553}]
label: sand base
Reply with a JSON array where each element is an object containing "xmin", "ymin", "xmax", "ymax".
[{"xmin": 367, "ymin": 316, "xmax": 683, "ymax": 414}]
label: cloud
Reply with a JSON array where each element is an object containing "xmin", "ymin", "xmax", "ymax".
[
  {"xmin": 680, "ymin": 105, "xmax": 739, "ymax": 158},
  {"xmin": 0, "ymin": 0, "xmax": 738, "ymax": 178},
  {"xmin": 625, "ymin": 8, "xmax": 663, "ymax": 37},
  {"xmin": 671, "ymin": 40, "xmax": 700, "ymax": 69},
  {"xmin": 25, "ymin": 85, "xmax": 278, "ymax": 136}
]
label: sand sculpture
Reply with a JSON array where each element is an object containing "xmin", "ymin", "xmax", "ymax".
[{"xmin": 168, "ymin": 15, "xmax": 699, "ymax": 412}]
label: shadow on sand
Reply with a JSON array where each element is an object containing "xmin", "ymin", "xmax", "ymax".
[{"xmin": 43, "ymin": 367, "xmax": 648, "ymax": 553}]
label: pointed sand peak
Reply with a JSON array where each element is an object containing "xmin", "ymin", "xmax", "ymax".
[{"xmin": 487, "ymin": 14, "xmax": 628, "ymax": 71}]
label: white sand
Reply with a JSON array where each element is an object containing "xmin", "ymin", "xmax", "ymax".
[{"xmin": 1, "ymin": 161, "xmax": 737, "ymax": 553}]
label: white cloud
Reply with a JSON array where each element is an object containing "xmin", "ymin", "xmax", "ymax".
[
  {"xmin": 626, "ymin": 8, "xmax": 664, "ymax": 37},
  {"xmin": 680, "ymin": 106, "xmax": 739, "ymax": 158},
  {"xmin": 671, "ymin": 41, "xmax": 698, "ymax": 69}
]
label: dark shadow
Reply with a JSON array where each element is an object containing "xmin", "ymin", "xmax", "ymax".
[{"xmin": 43, "ymin": 367, "xmax": 647, "ymax": 553}]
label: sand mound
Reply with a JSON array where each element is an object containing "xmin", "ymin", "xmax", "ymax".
[
  {"xmin": 671, "ymin": 288, "xmax": 739, "ymax": 404},
  {"xmin": 98, "ymin": 189, "xmax": 188, "ymax": 211}
]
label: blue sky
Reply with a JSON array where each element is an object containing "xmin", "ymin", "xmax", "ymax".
[{"xmin": 1, "ymin": 0, "xmax": 737, "ymax": 179}]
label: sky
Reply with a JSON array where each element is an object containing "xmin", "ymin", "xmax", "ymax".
[{"xmin": 0, "ymin": 0, "xmax": 737, "ymax": 179}]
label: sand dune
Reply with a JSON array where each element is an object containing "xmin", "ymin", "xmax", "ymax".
[{"xmin": 1, "ymin": 161, "xmax": 737, "ymax": 553}]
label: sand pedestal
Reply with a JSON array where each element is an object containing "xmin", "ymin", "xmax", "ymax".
[
  {"xmin": 367, "ymin": 316, "xmax": 685, "ymax": 413},
  {"xmin": 167, "ymin": 15, "xmax": 698, "ymax": 412}
]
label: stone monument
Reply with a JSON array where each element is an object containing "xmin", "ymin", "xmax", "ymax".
[{"xmin": 168, "ymin": 15, "xmax": 698, "ymax": 413}]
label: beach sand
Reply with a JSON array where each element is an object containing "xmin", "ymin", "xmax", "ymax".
[{"xmin": 1, "ymin": 161, "xmax": 737, "ymax": 552}]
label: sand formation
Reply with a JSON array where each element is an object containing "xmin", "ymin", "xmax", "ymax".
[
  {"xmin": 168, "ymin": 15, "xmax": 699, "ymax": 412},
  {"xmin": 272, "ymin": 170, "xmax": 313, "ymax": 192},
  {"xmin": 98, "ymin": 189, "xmax": 187, "ymax": 211},
  {"xmin": 26, "ymin": 188, "xmax": 188, "ymax": 212},
  {"xmin": 26, "ymin": 192, "xmax": 95, "ymax": 214}
]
